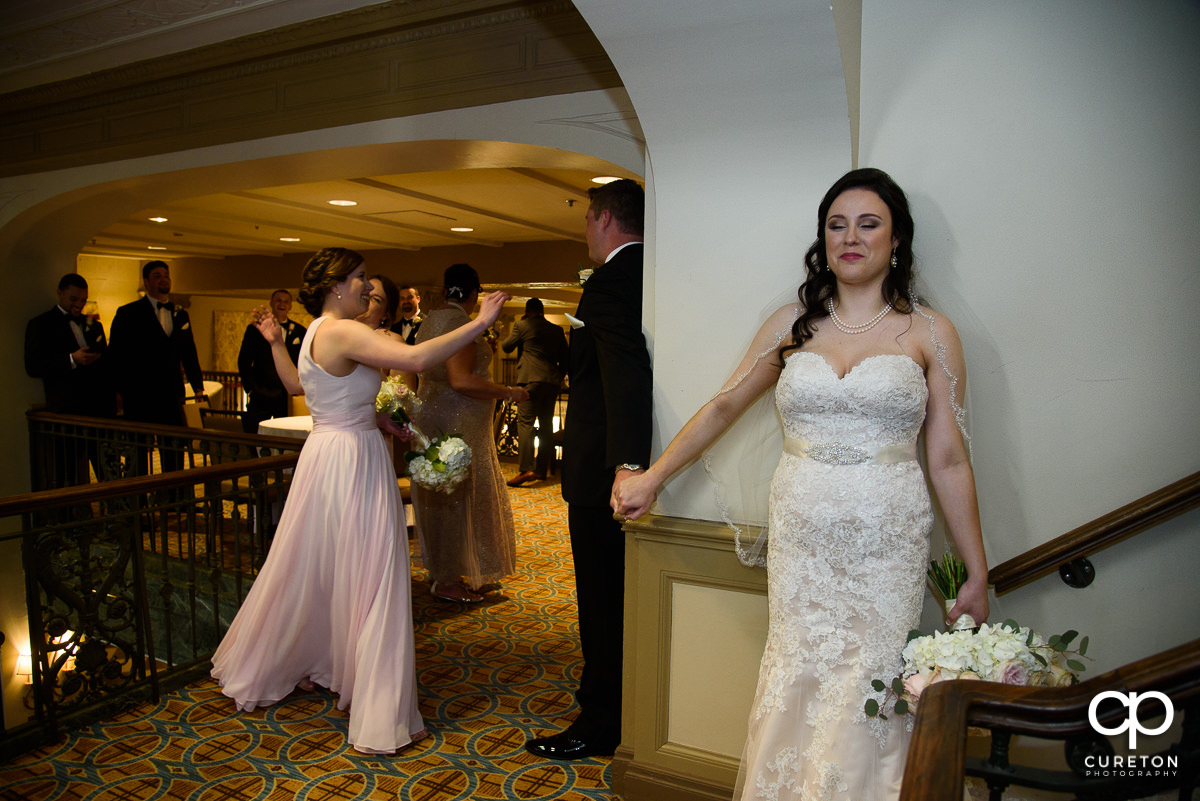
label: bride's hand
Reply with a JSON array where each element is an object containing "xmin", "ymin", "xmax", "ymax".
[
  {"xmin": 611, "ymin": 471, "xmax": 658, "ymax": 521},
  {"xmin": 947, "ymin": 577, "xmax": 989, "ymax": 628}
]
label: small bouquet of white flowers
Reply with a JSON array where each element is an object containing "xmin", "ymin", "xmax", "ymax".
[
  {"xmin": 865, "ymin": 619, "xmax": 1089, "ymax": 720},
  {"xmin": 375, "ymin": 375, "xmax": 421, "ymax": 426},
  {"xmin": 405, "ymin": 432, "xmax": 472, "ymax": 494}
]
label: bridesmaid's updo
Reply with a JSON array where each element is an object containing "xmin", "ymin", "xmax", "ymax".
[
  {"xmin": 443, "ymin": 263, "xmax": 481, "ymax": 302},
  {"xmin": 299, "ymin": 247, "xmax": 365, "ymax": 316}
]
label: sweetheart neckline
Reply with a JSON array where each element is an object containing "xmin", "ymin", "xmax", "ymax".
[{"xmin": 787, "ymin": 351, "xmax": 922, "ymax": 381}]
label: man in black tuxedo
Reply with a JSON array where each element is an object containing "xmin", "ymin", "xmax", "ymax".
[
  {"xmin": 237, "ymin": 289, "xmax": 306, "ymax": 433},
  {"xmin": 503, "ymin": 297, "xmax": 568, "ymax": 486},
  {"xmin": 24, "ymin": 273, "xmax": 118, "ymax": 486},
  {"xmin": 526, "ymin": 179, "xmax": 652, "ymax": 760},
  {"xmin": 109, "ymin": 260, "xmax": 206, "ymax": 474},
  {"xmin": 389, "ymin": 284, "xmax": 422, "ymax": 344}
]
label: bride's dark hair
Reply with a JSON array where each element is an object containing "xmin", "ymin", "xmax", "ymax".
[{"xmin": 781, "ymin": 168, "xmax": 915, "ymax": 359}]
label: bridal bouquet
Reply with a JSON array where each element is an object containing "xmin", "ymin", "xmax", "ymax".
[
  {"xmin": 864, "ymin": 619, "xmax": 1089, "ymax": 720},
  {"xmin": 376, "ymin": 376, "xmax": 472, "ymax": 493}
]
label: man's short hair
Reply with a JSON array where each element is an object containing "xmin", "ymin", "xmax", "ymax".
[
  {"xmin": 58, "ymin": 273, "xmax": 88, "ymax": 291},
  {"xmin": 525, "ymin": 297, "xmax": 544, "ymax": 315},
  {"xmin": 271, "ymin": 289, "xmax": 292, "ymax": 300},
  {"xmin": 142, "ymin": 260, "xmax": 170, "ymax": 280},
  {"xmin": 587, "ymin": 179, "xmax": 645, "ymax": 237}
]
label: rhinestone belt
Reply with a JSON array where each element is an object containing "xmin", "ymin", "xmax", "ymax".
[{"xmin": 783, "ymin": 437, "xmax": 917, "ymax": 465}]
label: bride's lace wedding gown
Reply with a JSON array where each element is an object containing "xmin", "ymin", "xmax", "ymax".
[{"xmin": 734, "ymin": 351, "xmax": 933, "ymax": 801}]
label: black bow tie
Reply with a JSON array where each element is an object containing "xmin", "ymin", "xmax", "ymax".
[{"xmin": 158, "ymin": 301, "xmax": 175, "ymax": 312}]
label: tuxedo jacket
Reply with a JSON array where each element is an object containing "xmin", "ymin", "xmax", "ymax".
[
  {"xmin": 109, "ymin": 296, "xmax": 204, "ymax": 424},
  {"xmin": 24, "ymin": 306, "xmax": 117, "ymax": 417},
  {"xmin": 390, "ymin": 316, "xmax": 422, "ymax": 345},
  {"xmin": 561, "ymin": 243, "xmax": 653, "ymax": 507},
  {"xmin": 237, "ymin": 319, "xmax": 306, "ymax": 401},
  {"xmin": 501, "ymin": 316, "xmax": 568, "ymax": 386}
]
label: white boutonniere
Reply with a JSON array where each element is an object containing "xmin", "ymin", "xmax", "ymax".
[{"xmin": 578, "ymin": 265, "xmax": 594, "ymax": 285}]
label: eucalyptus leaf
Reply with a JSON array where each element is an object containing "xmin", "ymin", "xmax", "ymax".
[
  {"xmin": 1079, "ymin": 636, "xmax": 1089, "ymax": 655},
  {"xmin": 894, "ymin": 699, "xmax": 909, "ymax": 715},
  {"xmin": 892, "ymin": 677, "xmax": 906, "ymax": 695},
  {"xmin": 1067, "ymin": 659, "xmax": 1086, "ymax": 672},
  {"xmin": 872, "ymin": 679, "xmax": 886, "ymax": 692},
  {"xmin": 865, "ymin": 699, "xmax": 880, "ymax": 717}
]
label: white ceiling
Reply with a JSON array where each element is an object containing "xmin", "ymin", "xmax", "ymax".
[
  {"xmin": 85, "ymin": 165, "xmax": 624, "ymax": 260},
  {"xmin": 4, "ymin": 1, "xmax": 637, "ymax": 263}
]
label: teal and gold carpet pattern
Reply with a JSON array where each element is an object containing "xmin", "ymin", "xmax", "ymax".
[{"xmin": 1, "ymin": 470, "xmax": 616, "ymax": 801}]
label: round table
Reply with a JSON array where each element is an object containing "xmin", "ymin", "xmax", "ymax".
[{"xmin": 258, "ymin": 415, "xmax": 313, "ymax": 439}]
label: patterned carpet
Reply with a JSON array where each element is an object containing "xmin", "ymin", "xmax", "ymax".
[{"xmin": 0, "ymin": 466, "xmax": 618, "ymax": 801}]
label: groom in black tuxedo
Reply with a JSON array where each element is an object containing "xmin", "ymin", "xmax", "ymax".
[
  {"xmin": 109, "ymin": 260, "xmax": 206, "ymax": 474},
  {"xmin": 24, "ymin": 273, "xmax": 117, "ymax": 486},
  {"xmin": 526, "ymin": 179, "xmax": 652, "ymax": 760}
]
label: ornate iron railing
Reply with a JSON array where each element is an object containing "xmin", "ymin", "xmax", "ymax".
[{"xmin": 3, "ymin": 414, "xmax": 302, "ymax": 759}]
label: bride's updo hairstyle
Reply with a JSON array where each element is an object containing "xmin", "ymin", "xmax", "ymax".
[
  {"xmin": 784, "ymin": 168, "xmax": 916, "ymax": 356},
  {"xmin": 443, "ymin": 263, "xmax": 481, "ymax": 302},
  {"xmin": 299, "ymin": 247, "xmax": 365, "ymax": 316}
]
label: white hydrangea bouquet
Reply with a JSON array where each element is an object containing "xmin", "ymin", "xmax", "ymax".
[
  {"xmin": 376, "ymin": 376, "xmax": 472, "ymax": 494},
  {"xmin": 865, "ymin": 619, "xmax": 1089, "ymax": 720},
  {"xmin": 405, "ymin": 432, "xmax": 472, "ymax": 494}
]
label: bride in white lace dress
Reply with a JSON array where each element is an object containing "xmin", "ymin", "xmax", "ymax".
[{"xmin": 613, "ymin": 169, "xmax": 989, "ymax": 801}]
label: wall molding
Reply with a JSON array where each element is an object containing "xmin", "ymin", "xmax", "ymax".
[{"xmin": 0, "ymin": 0, "xmax": 619, "ymax": 178}]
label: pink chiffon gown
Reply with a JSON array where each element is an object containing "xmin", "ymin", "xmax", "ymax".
[{"xmin": 211, "ymin": 315, "xmax": 425, "ymax": 754}]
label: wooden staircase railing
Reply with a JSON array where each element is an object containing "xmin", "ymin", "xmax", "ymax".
[
  {"xmin": 901, "ymin": 638, "xmax": 1200, "ymax": 801},
  {"xmin": 988, "ymin": 471, "xmax": 1200, "ymax": 595}
]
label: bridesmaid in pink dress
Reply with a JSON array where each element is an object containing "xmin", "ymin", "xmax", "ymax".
[{"xmin": 211, "ymin": 248, "xmax": 509, "ymax": 754}]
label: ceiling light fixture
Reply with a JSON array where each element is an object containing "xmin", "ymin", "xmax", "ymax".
[
  {"xmin": 149, "ymin": 216, "xmax": 168, "ymax": 222},
  {"xmin": 450, "ymin": 227, "xmax": 474, "ymax": 233},
  {"xmin": 590, "ymin": 176, "xmax": 620, "ymax": 184},
  {"xmin": 279, "ymin": 237, "xmax": 301, "ymax": 242},
  {"xmin": 148, "ymin": 246, "xmax": 167, "ymax": 250},
  {"xmin": 328, "ymin": 199, "xmax": 357, "ymax": 207}
]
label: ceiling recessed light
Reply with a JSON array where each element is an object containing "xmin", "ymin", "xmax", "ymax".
[
  {"xmin": 279, "ymin": 237, "xmax": 301, "ymax": 242},
  {"xmin": 148, "ymin": 246, "xmax": 166, "ymax": 250},
  {"xmin": 450, "ymin": 227, "xmax": 474, "ymax": 233},
  {"xmin": 149, "ymin": 216, "xmax": 168, "ymax": 223},
  {"xmin": 328, "ymin": 199, "xmax": 357, "ymax": 207},
  {"xmin": 591, "ymin": 176, "xmax": 620, "ymax": 184}
]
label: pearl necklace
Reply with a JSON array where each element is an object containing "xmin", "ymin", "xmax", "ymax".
[{"xmin": 826, "ymin": 297, "xmax": 893, "ymax": 335}]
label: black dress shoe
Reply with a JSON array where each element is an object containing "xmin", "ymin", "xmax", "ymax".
[{"xmin": 525, "ymin": 731, "xmax": 616, "ymax": 760}]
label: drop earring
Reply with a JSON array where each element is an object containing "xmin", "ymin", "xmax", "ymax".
[{"xmin": 890, "ymin": 250, "xmax": 898, "ymax": 270}]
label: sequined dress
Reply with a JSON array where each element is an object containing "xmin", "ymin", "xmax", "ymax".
[
  {"xmin": 411, "ymin": 307, "xmax": 516, "ymax": 588},
  {"xmin": 733, "ymin": 351, "xmax": 933, "ymax": 801},
  {"xmin": 211, "ymin": 316, "xmax": 424, "ymax": 754}
]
